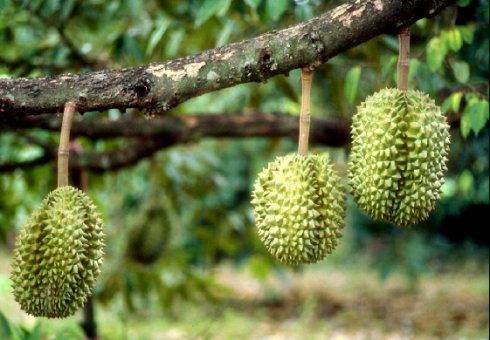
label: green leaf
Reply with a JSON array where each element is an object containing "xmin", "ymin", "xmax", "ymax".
[
  {"xmin": 458, "ymin": 170, "xmax": 474, "ymax": 195},
  {"xmin": 445, "ymin": 29, "xmax": 463, "ymax": 52},
  {"xmin": 195, "ymin": 0, "xmax": 232, "ymax": 27},
  {"xmin": 266, "ymin": 0, "xmax": 289, "ymax": 21},
  {"xmin": 441, "ymin": 92, "xmax": 463, "ymax": 113},
  {"xmin": 216, "ymin": 19, "xmax": 235, "ymax": 47},
  {"xmin": 457, "ymin": 0, "xmax": 471, "ymax": 7},
  {"xmin": 426, "ymin": 37, "xmax": 447, "ymax": 72},
  {"xmin": 461, "ymin": 96, "xmax": 489, "ymax": 137},
  {"xmin": 451, "ymin": 60, "xmax": 470, "ymax": 83},
  {"xmin": 27, "ymin": 322, "xmax": 42, "ymax": 340},
  {"xmin": 0, "ymin": 312, "xmax": 13, "ymax": 339},
  {"xmin": 146, "ymin": 17, "xmax": 171, "ymax": 56},
  {"xmin": 344, "ymin": 66, "xmax": 362, "ymax": 105},
  {"xmin": 468, "ymin": 99, "xmax": 489, "ymax": 135},
  {"xmin": 460, "ymin": 108, "xmax": 472, "ymax": 138},
  {"xmin": 415, "ymin": 18, "xmax": 427, "ymax": 29},
  {"xmin": 166, "ymin": 29, "xmax": 185, "ymax": 57},
  {"xmin": 459, "ymin": 25, "xmax": 475, "ymax": 43},
  {"xmin": 380, "ymin": 54, "xmax": 397, "ymax": 81}
]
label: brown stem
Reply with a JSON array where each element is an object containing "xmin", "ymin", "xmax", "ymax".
[
  {"xmin": 397, "ymin": 27, "xmax": 411, "ymax": 91},
  {"xmin": 57, "ymin": 102, "xmax": 76, "ymax": 187},
  {"xmin": 298, "ymin": 68, "xmax": 313, "ymax": 156}
]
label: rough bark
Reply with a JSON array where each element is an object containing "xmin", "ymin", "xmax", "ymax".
[
  {"xmin": 0, "ymin": 111, "xmax": 460, "ymax": 173},
  {"xmin": 0, "ymin": 113, "xmax": 350, "ymax": 172},
  {"xmin": 2, "ymin": 112, "xmax": 350, "ymax": 145},
  {"xmin": 0, "ymin": 0, "xmax": 455, "ymax": 118}
]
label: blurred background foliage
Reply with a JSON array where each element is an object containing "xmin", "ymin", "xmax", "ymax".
[{"xmin": 0, "ymin": 0, "xmax": 488, "ymax": 338}]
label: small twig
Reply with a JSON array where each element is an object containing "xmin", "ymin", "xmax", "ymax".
[
  {"xmin": 397, "ymin": 27, "xmax": 410, "ymax": 91},
  {"xmin": 57, "ymin": 102, "xmax": 76, "ymax": 187},
  {"xmin": 298, "ymin": 68, "xmax": 313, "ymax": 156}
]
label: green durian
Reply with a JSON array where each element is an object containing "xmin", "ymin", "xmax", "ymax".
[
  {"xmin": 251, "ymin": 153, "xmax": 346, "ymax": 265},
  {"xmin": 127, "ymin": 206, "xmax": 170, "ymax": 264},
  {"xmin": 10, "ymin": 186, "xmax": 105, "ymax": 318},
  {"xmin": 349, "ymin": 88, "xmax": 450, "ymax": 227}
]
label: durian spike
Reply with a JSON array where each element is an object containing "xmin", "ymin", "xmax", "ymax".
[
  {"xmin": 298, "ymin": 68, "xmax": 313, "ymax": 156},
  {"xmin": 397, "ymin": 27, "xmax": 410, "ymax": 91},
  {"xmin": 57, "ymin": 102, "xmax": 77, "ymax": 187}
]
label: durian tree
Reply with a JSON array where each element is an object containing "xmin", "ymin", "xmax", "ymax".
[{"xmin": 0, "ymin": 0, "xmax": 488, "ymax": 338}]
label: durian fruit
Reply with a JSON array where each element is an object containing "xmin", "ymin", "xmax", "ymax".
[
  {"xmin": 127, "ymin": 206, "xmax": 170, "ymax": 264},
  {"xmin": 252, "ymin": 153, "xmax": 345, "ymax": 265},
  {"xmin": 349, "ymin": 88, "xmax": 450, "ymax": 227},
  {"xmin": 10, "ymin": 186, "xmax": 104, "ymax": 318}
]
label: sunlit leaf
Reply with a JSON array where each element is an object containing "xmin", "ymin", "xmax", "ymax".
[
  {"xmin": 195, "ymin": 0, "xmax": 232, "ymax": 27},
  {"xmin": 460, "ymin": 107, "xmax": 472, "ymax": 138},
  {"xmin": 426, "ymin": 37, "xmax": 447, "ymax": 72},
  {"xmin": 166, "ymin": 29, "xmax": 185, "ymax": 57},
  {"xmin": 441, "ymin": 92, "xmax": 463, "ymax": 113},
  {"xmin": 216, "ymin": 19, "xmax": 235, "ymax": 47},
  {"xmin": 445, "ymin": 29, "xmax": 463, "ymax": 52},
  {"xmin": 451, "ymin": 60, "xmax": 470, "ymax": 83},
  {"xmin": 146, "ymin": 17, "xmax": 171, "ymax": 56},
  {"xmin": 458, "ymin": 170, "xmax": 474, "ymax": 195},
  {"xmin": 266, "ymin": 0, "xmax": 289, "ymax": 21}
]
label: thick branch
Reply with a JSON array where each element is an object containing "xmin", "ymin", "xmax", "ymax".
[
  {"xmin": 0, "ymin": 0, "xmax": 455, "ymax": 118},
  {"xmin": 0, "ymin": 111, "xmax": 461, "ymax": 173},
  {"xmin": 0, "ymin": 113, "xmax": 350, "ymax": 173},
  {"xmin": 1, "ymin": 113, "xmax": 350, "ymax": 146}
]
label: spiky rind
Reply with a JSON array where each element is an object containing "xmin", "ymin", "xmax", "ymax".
[
  {"xmin": 10, "ymin": 186, "xmax": 105, "ymax": 318},
  {"xmin": 252, "ymin": 154, "xmax": 346, "ymax": 265},
  {"xmin": 349, "ymin": 88, "xmax": 450, "ymax": 227}
]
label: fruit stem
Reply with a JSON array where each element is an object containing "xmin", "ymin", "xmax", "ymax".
[
  {"xmin": 397, "ymin": 27, "xmax": 410, "ymax": 91},
  {"xmin": 298, "ymin": 68, "xmax": 312, "ymax": 156},
  {"xmin": 57, "ymin": 102, "xmax": 76, "ymax": 187}
]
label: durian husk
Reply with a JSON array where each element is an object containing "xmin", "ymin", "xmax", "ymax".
[
  {"xmin": 349, "ymin": 88, "xmax": 450, "ymax": 227},
  {"xmin": 252, "ymin": 153, "xmax": 346, "ymax": 265},
  {"xmin": 10, "ymin": 186, "xmax": 105, "ymax": 318},
  {"xmin": 127, "ymin": 206, "xmax": 170, "ymax": 264}
]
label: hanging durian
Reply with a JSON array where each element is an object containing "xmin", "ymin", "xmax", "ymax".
[
  {"xmin": 127, "ymin": 206, "xmax": 170, "ymax": 264},
  {"xmin": 127, "ymin": 158, "xmax": 171, "ymax": 264},
  {"xmin": 10, "ymin": 186, "xmax": 104, "ymax": 318},
  {"xmin": 348, "ymin": 28, "xmax": 450, "ymax": 227},
  {"xmin": 251, "ymin": 69, "xmax": 346, "ymax": 265},
  {"xmin": 10, "ymin": 103, "xmax": 105, "ymax": 318}
]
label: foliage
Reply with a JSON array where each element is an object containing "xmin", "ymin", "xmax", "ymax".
[{"xmin": 0, "ymin": 0, "xmax": 488, "ymax": 320}]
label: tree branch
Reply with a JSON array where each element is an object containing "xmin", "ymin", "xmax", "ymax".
[
  {"xmin": 1, "ymin": 112, "xmax": 350, "ymax": 145},
  {"xmin": 0, "ymin": 110, "xmax": 461, "ymax": 173},
  {"xmin": 0, "ymin": 0, "xmax": 455, "ymax": 118}
]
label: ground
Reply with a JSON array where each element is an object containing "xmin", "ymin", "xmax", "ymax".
[{"xmin": 0, "ymin": 250, "xmax": 488, "ymax": 339}]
